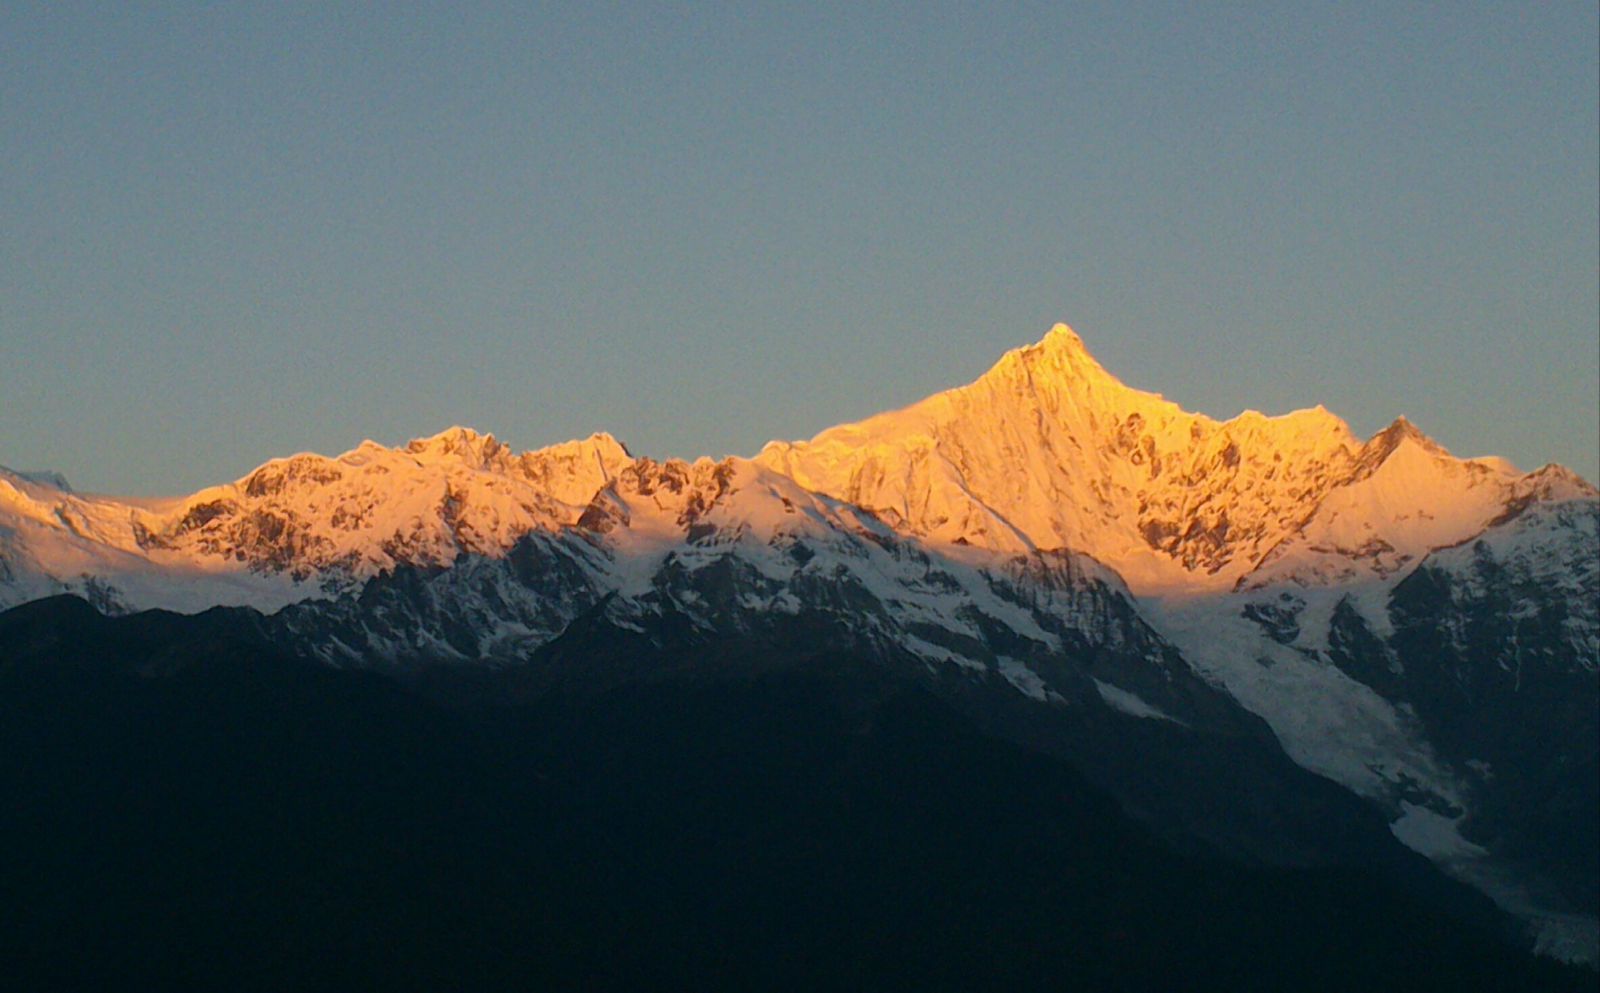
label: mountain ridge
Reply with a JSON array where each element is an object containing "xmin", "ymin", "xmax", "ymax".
[
  {"xmin": 1, "ymin": 321, "xmax": 1595, "ymax": 961},
  {"xmin": 1, "ymin": 322, "xmax": 1590, "ymax": 619}
]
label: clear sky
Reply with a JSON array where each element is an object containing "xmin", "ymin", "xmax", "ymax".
[{"xmin": 3, "ymin": 3, "xmax": 1596, "ymax": 495}]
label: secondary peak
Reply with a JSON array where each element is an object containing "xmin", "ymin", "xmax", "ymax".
[
  {"xmin": 405, "ymin": 426, "xmax": 508, "ymax": 466},
  {"xmin": 1355, "ymin": 416, "xmax": 1449, "ymax": 474},
  {"xmin": 1375, "ymin": 415, "xmax": 1436, "ymax": 449}
]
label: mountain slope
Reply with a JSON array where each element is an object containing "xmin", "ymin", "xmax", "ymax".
[
  {"xmin": 0, "ymin": 429, "xmax": 630, "ymax": 613},
  {"xmin": 755, "ymin": 324, "xmax": 1563, "ymax": 598},
  {"xmin": 1, "ymin": 321, "xmax": 1593, "ymax": 962},
  {"xmin": 748, "ymin": 325, "xmax": 1596, "ymax": 952},
  {"xmin": 3, "ymin": 595, "xmax": 1587, "ymax": 993}
]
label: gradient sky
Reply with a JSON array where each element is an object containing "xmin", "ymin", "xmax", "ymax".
[{"xmin": 3, "ymin": 2, "xmax": 1596, "ymax": 495}]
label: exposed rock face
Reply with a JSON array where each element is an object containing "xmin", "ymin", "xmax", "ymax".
[
  {"xmin": 0, "ymin": 429, "xmax": 634, "ymax": 611},
  {"xmin": 1, "ymin": 323, "xmax": 1594, "ymax": 959},
  {"xmin": 756, "ymin": 324, "xmax": 1568, "ymax": 597}
]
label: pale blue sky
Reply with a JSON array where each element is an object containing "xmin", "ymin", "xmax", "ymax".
[{"xmin": 3, "ymin": 3, "xmax": 1596, "ymax": 494}]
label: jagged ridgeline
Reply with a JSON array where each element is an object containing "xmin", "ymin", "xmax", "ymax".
[{"xmin": 2, "ymin": 324, "xmax": 1596, "ymax": 979}]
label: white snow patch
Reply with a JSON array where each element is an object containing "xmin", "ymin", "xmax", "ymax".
[
  {"xmin": 1092, "ymin": 678, "xmax": 1181, "ymax": 723},
  {"xmin": 903, "ymin": 635, "xmax": 986, "ymax": 671},
  {"xmin": 1531, "ymin": 915, "xmax": 1600, "ymax": 966},
  {"xmin": 997, "ymin": 658, "xmax": 1060, "ymax": 703},
  {"xmin": 1144, "ymin": 594, "xmax": 1461, "ymax": 804},
  {"xmin": 1388, "ymin": 802, "xmax": 1488, "ymax": 860}
]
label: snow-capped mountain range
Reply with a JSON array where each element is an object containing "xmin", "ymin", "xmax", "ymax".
[
  {"xmin": 3, "ymin": 324, "xmax": 1595, "ymax": 960},
  {"xmin": 7, "ymin": 325, "xmax": 1587, "ymax": 613},
  {"xmin": 0, "ymin": 429, "xmax": 631, "ymax": 612}
]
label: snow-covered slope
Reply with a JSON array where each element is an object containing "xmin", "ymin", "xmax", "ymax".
[
  {"xmin": 756, "ymin": 324, "xmax": 1571, "ymax": 600},
  {"xmin": 7, "ymin": 324, "xmax": 1579, "ymax": 619},
  {"xmin": 750, "ymin": 326, "xmax": 1594, "ymax": 854},
  {"xmin": 1235, "ymin": 423, "xmax": 1580, "ymax": 592},
  {"xmin": 741, "ymin": 324, "xmax": 1593, "ymax": 952},
  {"xmin": 0, "ymin": 429, "xmax": 631, "ymax": 613},
  {"xmin": 1142, "ymin": 453, "xmax": 1596, "ymax": 848},
  {"xmin": 2, "ymin": 322, "xmax": 1594, "ymax": 957},
  {"xmin": 755, "ymin": 325, "xmax": 1370, "ymax": 591},
  {"xmin": 1372, "ymin": 487, "xmax": 1599, "ymax": 959},
  {"xmin": 275, "ymin": 453, "xmax": 1230, "ymax": 732}
]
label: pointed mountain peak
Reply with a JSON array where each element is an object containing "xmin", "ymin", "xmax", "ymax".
[
  {"xmin": 985, "ymin": 322, "xmax": 1126, "ymax": 391},
  {"xmin": 408, "ymin": 425, "xmax": 491, "ymax": 448},
  {"xmin": 1042, "ymin": 322, "xmax": 1088, "ymax": 351},
  {"xmin": 582, "ymin": 431, "xmax": 633, "ymax": 460},
  {"xmin": 1372, "ymin": 416, "xmax": 1443, "ymax": 452},
  {"xmin": 405, "ymin": 426, "xmax": 508, "ymax": 467},
  {"xmin": 1029, "ymin": 322, "xmax": 1098, "ymax": 364},
  {"xmin": 526, "ymin": 431, "xmax": 634, "ymax": 467},
  {"xmin": 1517, "ymin": 462, "xmax": 1599, "ymax": 499},
  {"xmin": 515, "ymin": 432, "xmax": 637, "ymax": 501},
  {"xmin": 1351, "ymin": 416, "xmax": 1452, "ymax": 479}
]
